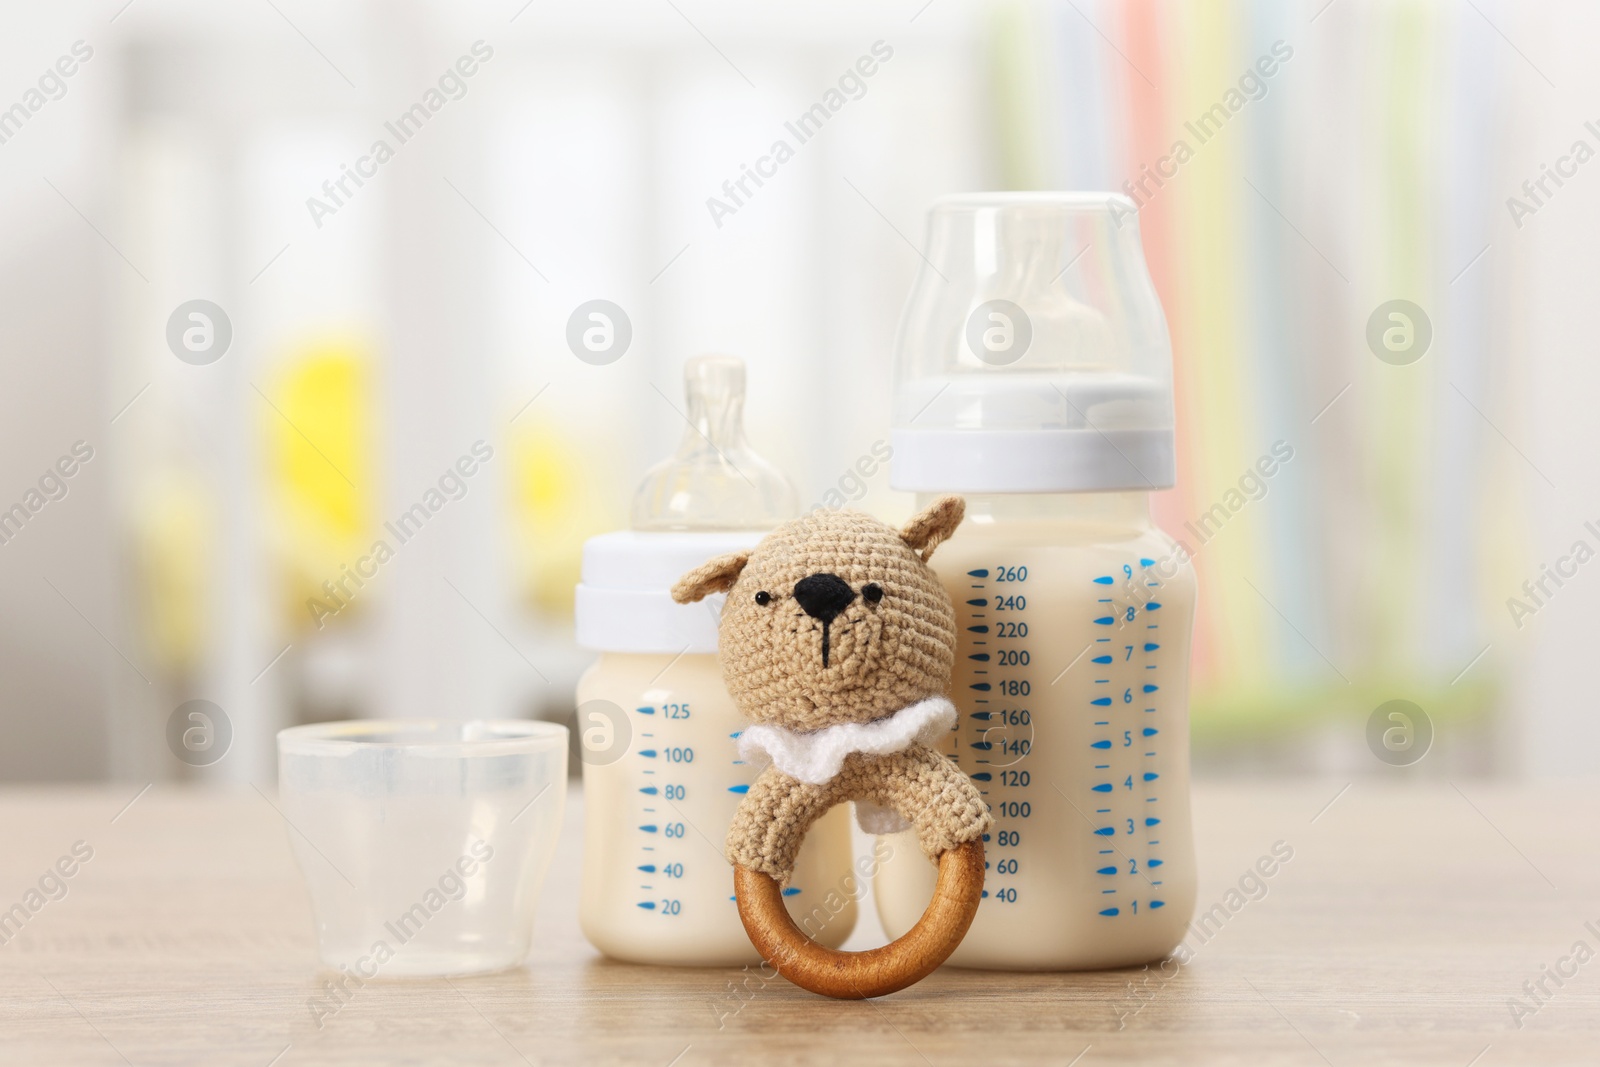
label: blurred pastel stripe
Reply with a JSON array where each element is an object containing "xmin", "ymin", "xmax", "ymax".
[{"xmin": 988, "ymin": 0, "xmax": 1509, "ymax": 734}]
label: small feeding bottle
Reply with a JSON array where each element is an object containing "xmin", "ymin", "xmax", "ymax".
[
  {"xmin": 575, "ymin": 356, "xmax": 857, "ymax": 965},
  {"xmin": 872, "ymin": 194, "xmax": 1198, "ymax": 969}
]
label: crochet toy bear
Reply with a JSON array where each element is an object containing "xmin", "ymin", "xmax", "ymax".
[{"xmin": 672, "ymin": 496, "xmax": 993, "ymax": 885}]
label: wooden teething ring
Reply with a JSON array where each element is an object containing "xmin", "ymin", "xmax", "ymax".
[{"xmin": 733, "ymin": 838, "xmax": 985, "ymax": 999}]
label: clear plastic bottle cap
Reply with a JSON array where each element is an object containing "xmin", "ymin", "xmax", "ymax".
[
  {"xmin": 889, "ymin": 193, "xmax": 1176, "ymax": 494},
  {"xmin": 575, "ymin": 356, "xmax": 797, "ymax": 654}
]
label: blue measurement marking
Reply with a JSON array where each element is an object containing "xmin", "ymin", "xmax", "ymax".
[
  {"xmin": 1097, "ymin": 809, "xmax": 1110, "ymax": 814},
  {"xmin": 1095, "ymin": 826, "xmax": 1115, "ymax": 836},
  {"xmin": 970, "ymin": 711, "xmax": 992, "ymax": 721},
  {"xmin": 972, "ymin": 741, "xmax": 992, "ymax": 751},
  {"xmin": 638, "ymin": 864, "xmax": 656, "ymax": 873},
  {"xmin": 1092, "ymin": 655, "xmax": 1113, "ymax": 664},
  {"xmin": 1146, "ymin": 602, "xmax": 1162, "ymax": 611},
  {"xmin": 639, "ymin": 786, "xmax": 658, "ymax": 795},
  {"xmin": 971, "ymin": 683, "xmax": 991, "ymax": 691},
  {"xmin": 637, "ymin": 901, "xmax": 656, "ymax": 910},
  {"xmin": 1092, "ymin": 783, "xmax": 1112, "ymax": 792},
  {"xmin": 1145, "ymin": 642, "xmax": 1160, "ymax": 652},
  {"xmin": 1144, "ymin": 772, "xmax": 1159, "ymax": 782},
  {"xmin": 1146, "ymin": 817, "xmax": 1160, "ymax": 826},
  {"xmin": 1150, "ymin": 901, "xmax": 1166, "ymax": 909},
  {"xmin": 1140, "ymin": 558, "xmax": 1154, "ymax": 567},
  {"xmin": 1091, "ymin": 740, "xmax": 1111, "ymax": 749},
  {"xmin": 781, "ymin": 887, "xmax": 801, "ymax": 897},
  {"xmin": 971, "ymin": 772, "xmax": 992, "ymax": 781},
  {"xmin": 1098, "ymin": 866, "xmax": 1117, "ymax": 875},
  {"xmin": 969, "ymin": 653, "xmax": 990, "ymax": 661},
  {"xmin": 639, "ymin": 825, "xmax": 657, "ymax": 833},
  {"xmin": 1091, "ymin": 697, "xmax": 1111, "ymax": 706},
  {"xmin": 968, "ymin": 625, "xmax": 990, "ymax": 634},
  {"xmin": 635, "ymin": 706, "xmax": 654, "ymax": 715},
  {"xmin": 1094, "ymin": 616, "xmax": 1115, "ymax": 625},
  {"xmin": 1100, "ymin": 907, "xmax": 1120, "ymax": 917},
  {"xmin": 1093, "ymin": 576, "xmax": 1114, "ymax": 585},
  {"xmin": 1143, "ymin": 684, "xmax": 1159, "ymax": 693},
  {"xmin": 727, "ymin": 784, "xmax": 749, "ymax": 794},
  {"xmin": 966, "ymin": 598, "xmax": 987, "ymax": 606},
  {"xmin": 1148, "ymin": 859, "xmax": 1163, "ymax": 868},
  {"xmin": 638, "ymin": 749, "xmax": 657, "ymax": 758},
  {"xmin": 1094, "ymin": 721, "xmax": 1108, "ymax": 726},
  {"xmin": 968, "ymin": 569, "xmax": 989, "ymax": 577}
]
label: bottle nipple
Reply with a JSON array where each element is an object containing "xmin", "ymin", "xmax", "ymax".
[
  {"xmin": 631, "ymin": 355, "xmax": 798, "ymax": 531},
  {"xmin": 979, "ymin": 208, "xmax": 1115, "ymax": 373}
]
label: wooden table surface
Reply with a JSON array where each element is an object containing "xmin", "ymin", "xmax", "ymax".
[{"xmin": 0, "ymin": 780, "xmax": 1594, "ymax": 1066}]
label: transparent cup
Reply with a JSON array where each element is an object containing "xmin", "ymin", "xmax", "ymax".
[{"xmin": 276, "ymin": 719, "xmax": 568, "ymax": 977}]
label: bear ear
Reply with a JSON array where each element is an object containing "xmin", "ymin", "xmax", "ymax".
[
  {"xmin": 671, "ymin": 551, "xmax": 750, "ymax": 603},
  {"xmin": 900, "ymin": 495, "xmax": 965, "ymax": 562}
]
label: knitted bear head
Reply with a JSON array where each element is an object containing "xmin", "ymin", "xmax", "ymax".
[{"xmin": 671, "ymin": 497, "xmax": 964, "ymax": 732}]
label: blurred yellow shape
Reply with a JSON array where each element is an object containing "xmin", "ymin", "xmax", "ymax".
[
  {"xmin": 264, "ymin": 342, "xmax": 373, "ymax": 632},
  {"xmin": 508, "ymin": 419, "xmax": 619, "ymax": 616}
]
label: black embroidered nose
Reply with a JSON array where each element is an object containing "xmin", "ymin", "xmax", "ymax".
[{"xmin": 792, "ymin": 573, "xmax": 856, "ymax": 625}]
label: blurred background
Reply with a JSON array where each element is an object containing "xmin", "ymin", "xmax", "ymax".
[{"xmin": 0, "ymin": 0, "xmax": 1588, "ymax": 783}]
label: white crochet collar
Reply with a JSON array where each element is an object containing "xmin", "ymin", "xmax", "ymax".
[{"xmin": 735, "ymin": 696, "xmax": 956, "ymax": 786}]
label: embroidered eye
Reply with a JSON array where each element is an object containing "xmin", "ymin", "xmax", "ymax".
[
  {"xmin": 754, "ymin": 591, "xmax": 772, "ymax": 606},
  {"xmin": 862, "ymin": 583, "xmax": 883, "ymax": 603}
]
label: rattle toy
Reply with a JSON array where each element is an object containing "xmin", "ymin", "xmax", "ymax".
[{"xmin": 672, "ymin": 496, "xmax": 992, "ymax": 998}]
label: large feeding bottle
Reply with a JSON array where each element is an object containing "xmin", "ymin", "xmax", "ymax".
[
  {"xmin": 575, "ymin": 356, "xmax": 856, "ymax": 965},
  {"xmin": 872, "ymin": 194, "xmax": 1198, "ymax": 969}
]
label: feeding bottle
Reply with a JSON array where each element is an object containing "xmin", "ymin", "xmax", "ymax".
[
  {"xmin": 872, "ymin": 193, "xmax": 1198, "ymax": 969},
  {"xmin": 575, "ymin": 355, "xmax": 856, "ymax": 965}
]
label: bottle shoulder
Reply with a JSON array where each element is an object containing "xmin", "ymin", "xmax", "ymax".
[{"xmin": 934, "ymin": 516, "xmax": 1197, "ymax": 588}]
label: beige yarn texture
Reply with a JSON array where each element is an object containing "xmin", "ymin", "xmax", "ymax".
[{"xmin": 673, "ymin": 496, "xmax": 994, "ymax": 883}]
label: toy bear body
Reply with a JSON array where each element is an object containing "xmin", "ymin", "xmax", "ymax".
[{"xmin": 673, "ymin": 498, "xmax": 992, "ymax": 884}]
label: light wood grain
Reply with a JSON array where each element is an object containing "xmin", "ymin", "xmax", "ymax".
[{"xmin": 0, "ymin": 780, "xmax": 1594, "ymax": 1065}]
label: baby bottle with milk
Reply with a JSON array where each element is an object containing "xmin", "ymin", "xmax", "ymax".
[
  {"xmin": 575, "ymin": 356, "xmax": 856, "ymax": 965},
  {"xmin": 872, "ymin": 194, "xmax": 1198, "ymax": 969}
]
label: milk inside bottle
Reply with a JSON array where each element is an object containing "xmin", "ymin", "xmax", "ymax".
[
  {"xmin": 872, "ymin": 194, "xmax": 1198, "ymax": 969},
  {"xmin": 575, "ymin": 355, "xmax": 856, "ymax": 965}
]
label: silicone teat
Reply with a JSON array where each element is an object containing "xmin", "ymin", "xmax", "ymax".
[
  {"xmin": 976, "ymin": 209, "xmax": 1115, "ymax": 373},
  {"xmin": 631, "ymin": 356, "xmax": 798, "ymax": 531}
]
